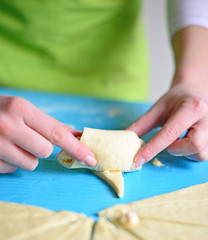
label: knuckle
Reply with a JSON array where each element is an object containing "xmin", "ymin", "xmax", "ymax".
[
  {"xmin": 185, "ymin": 97, "xmax": 207, "ymax": 115},
  {"xmin": 141, "ymin": 144, "xmax": 156, "ymax": 160},
  {"xmin": 0, "ymin": 118, "xmax": 13, "ymax": 135},
  {"xmin": 197, "ymin": 152, "xmax": 208, "ymax": 162},
  {"xmin": 190, "ymin": 137, "xmax": 203, "ymax": 153},
  {"xmin": 162, "ymin": 126, "xmax": 180, "ymax": 142},
  {"xmin": 4, "ymin": 96, "xmax": 26, "ymax": 114},
  {"xmin": 50, "ymin": 125, "xmax": 65, "ymax": 144}
]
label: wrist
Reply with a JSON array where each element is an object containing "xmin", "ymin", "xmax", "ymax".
[
  {"xmin": 172, "ymin": 26, "xmax": 208, "ymax": 89},
  {"xmin": 171, "ymin": 66, "xmax": 208, "ymax": 88}
]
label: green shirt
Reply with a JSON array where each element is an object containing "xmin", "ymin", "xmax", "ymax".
[{"xmin": 0, "ymin": 0, "xmax": 149, "ymax": 101}]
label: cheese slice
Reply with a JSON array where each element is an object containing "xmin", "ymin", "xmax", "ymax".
[
  {"xmin": 99, "ymin": 183, "xmax": 208, "ymax": 240},
  {"xmin": 57, "ymin": 128, "xmax": 144, "ymax": 198}
]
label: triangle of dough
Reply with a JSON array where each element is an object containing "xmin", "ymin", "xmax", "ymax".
[
  {"xmin": 93, "ymin": 217, "xmax": 138, "ymax": 240},
  {"xmin": 68, "ymin": 217, "xmax": 94, "ymax": 240},
  {"xmin": 44, "ymin": 216, "xmax": 93, "ymax": 240},
  {"xmin": 92, "ymin": 170, "xmax": 124, "ymax": 198},
  {"xmin": 99, "ymin": 183, "xmax": 208, "ymax": 240},
  {"xmin": 0, "ymin": 201, "xmax": 52, "ymax": 219},
  {"xmin": 115, "ymin": 217, "xmax": 208, "ymax": 240},
  {"xmin": 0, "ymin": 202, "xmax": 93, "ymax": 240}
]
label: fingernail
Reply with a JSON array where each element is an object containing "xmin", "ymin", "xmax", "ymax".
[
  {"xmin": 171, "ymin": 153, "xmax": 183, "ymax": 157},
  {"xmin": 168, "ymin": 150, "xmax": 183, "ymax": 157},
  {"xmin": 135, "ymin": 157, "xmax": 146, "ymax": 167},
  {"xmin": 84, "ymin": 155, "xmax": 97, "ymax": 167},
  {"xmin": 80, "ymin": 161, "xmax": 87, "ymax": 166}
]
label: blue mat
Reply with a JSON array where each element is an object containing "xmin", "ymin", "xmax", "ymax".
[{"xmin": 0, "ymin": 88, "xmax": 208, "ymax": 219}]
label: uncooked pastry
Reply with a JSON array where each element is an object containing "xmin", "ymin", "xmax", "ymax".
[
  {"xmin": 151, "ymin": 158, "xmax": 165, "ymax": 167},
  {"xmin": 1, "ymin": 183, "xmax": 208, "ymax": 239},
  {"xmin": 92, "ymin": 170, "xmax": 124, "ymax": 198},
  {"xmin": 57, "ymin": 127, "xmax": 144, "ymax": 197},
  {"xmin": 99, "ymin": 182, "xmax": 208, "ymax": 240},
  {"xmin": 93, "ymin": 217, "xmax": 138, "ymax": 240},
  {"xmin": 0, "ymin": 202, "xmax": 94, "ymax": 240},
  {"xmin": 58, "ymin": 127, "xmax": 144, "ymax": 172}
]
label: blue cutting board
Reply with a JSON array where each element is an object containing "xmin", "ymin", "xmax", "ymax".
[{"xmin": 0, "ymin": 88, "xmax": 208, "ymax": 219}]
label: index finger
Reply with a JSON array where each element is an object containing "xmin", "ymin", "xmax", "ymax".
[
  {"xmin": 24, "ymin": 102, "xmax": 96, "ymax": 167},
  {"xmin": 134, "ymin": 103, "xmax": 202, "ymax": 166}
]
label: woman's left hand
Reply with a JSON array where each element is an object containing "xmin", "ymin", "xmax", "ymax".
[{"xmin": 127, "ymin": 82, "xmax": 208, "ymax": 166}]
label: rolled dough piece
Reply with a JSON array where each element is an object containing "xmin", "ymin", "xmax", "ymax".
[
  {"xmin": 93, "ymin": 217, "xmax": 138, "ymax": 240},
  {"xmin": 57, "ymin": 128, "xmax": 144, "ymax": 198},
  {"xmin": 99, "ymin": 182, "xmax": 208, "ymax": 240},
  {"xmin": 57, "ymin": 127, "xmax": 144, "ymax": 172},
  {"xmin": 0, "ymin": 202, "xmax": 93, "ymax": 240}
]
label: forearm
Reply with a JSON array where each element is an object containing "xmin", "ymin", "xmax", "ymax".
[
  {"xmin": 129, "ymin": 25, "xmax": 208, "ymax": 164},
  {"xmin": 171, "ymin": 26, "xmax": 208, "ymax": 92},
  {"xmin": 129, "ymin": 2, "xmax": 208, "ymax": 164}
]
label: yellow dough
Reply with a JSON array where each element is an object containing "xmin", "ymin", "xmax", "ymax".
[
  {"xmin": 0, "ymin": 201, "xmax": 53, "ymax": 218},
  {"xmin": 99, "ymin": 182, "xmax": 208, "ymax": 240},
  {"xmin": 0, "ymin": 202, "xmax": 94, "ymax": 240},
  {"xmin": 92, "ymin": 170, "xmax": 124, "ymax": 198},
  {"xmin": 150, "ymin": 158, "xmax": 165, "ymax": 167},
  {"xmin": 57, "ymin": 127, "xmax": 144, "ymax": 198},
  {"xmin": 93, "ymin": 217, "xmax": 138, "ymax": 240},
  {"xmin": 58, "ymin": 127, "xmax": 144, "ymax": 172},
  {"xmin": 1, "ymin": 183, "xmax": 208, "ymax": 239}
]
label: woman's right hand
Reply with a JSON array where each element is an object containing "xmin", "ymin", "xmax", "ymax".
[{"xmin": 0, "ymin": 96, "xmax": 96, "ymax": 173}]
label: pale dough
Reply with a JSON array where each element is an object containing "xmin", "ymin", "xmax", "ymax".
[
  {"xmin": 93, "ymin": 217, "xmax": 138, "ymax": 240},
  {"xmin": 1, "ymin": 183, "xmax": 208, "ymax": 239},
  {"xmin": 151, "ymin": 158, "xmax": 165, "ymax": 167},
  {"xmin": 92, "ymin": 170, "xmax": 124, "ymax": 198},
  {"xmin": 58, "ymin": 127, "xmax": 144, "ymax": 172},
  {"xmin": 0, "ymin": 201, "xmax": 53, "ymax": 218},
  {"xmin": 0, "ymin": 202, "xmax": 93, "ymax": 240},
  {"xmin": 99, "ymin": 182, "xmax": 208, "ymax": 240},
  {"xmin": 57, "ymin": 127, "xmax": 144, "ymax": 198}
]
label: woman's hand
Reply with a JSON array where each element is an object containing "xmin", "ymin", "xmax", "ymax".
[
  {"xmin": 0, "ymin": 96, "xmax": 96, "ymax": 173},
  {"xmin": 127, "ymin": 83, "xmax": 208, "ymax": 166},
  {"xmin": 128, "ymin": 26, "xmax": 208, "ymax": 167}
]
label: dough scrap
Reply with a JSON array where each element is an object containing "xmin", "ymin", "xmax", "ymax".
[
  {"xmin": 99, "ymin": 182, "xmax": 208, "ymax": 240},
  {"xmin": 57, "ymin": 128, "xmax": 144, "ymax": 198},
  {"xmin": 151, "ymin": 158, "xmax": 165, "ymax": 167}
]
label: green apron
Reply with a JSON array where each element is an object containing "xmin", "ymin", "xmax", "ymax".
[{"xmin": 0, "ymin": 0, "xmax": 149, "ymax": 102}]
